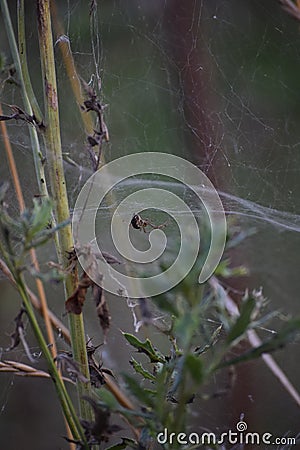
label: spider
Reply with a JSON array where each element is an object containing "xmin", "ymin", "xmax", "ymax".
[{"xmin": 130, "ymin": 213, "xmax": 168, "ymax": 233}]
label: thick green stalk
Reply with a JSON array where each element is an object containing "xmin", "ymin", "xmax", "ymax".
[
  {"xmin": 35, "ymin": 0, "xmax": 93, "ymax": 421},
  {"xmin": 17, "ymin": 0, "xmax": 61, "ymax": 253}
]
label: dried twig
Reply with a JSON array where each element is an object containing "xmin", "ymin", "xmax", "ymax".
[
  {"xmin": 65, "ymin": 272, "xmax": 93, "ymax": 315},
  {"xmin": 81, "ymin": 79, "xmax": 109, "ymax": 170},
  {"xmin": 0, "ymin": 360, "xmax": 73, "ymax": 383},
  {"xmin": 0, "ymin": 103, "xmax": 44, "ymax": 128}
]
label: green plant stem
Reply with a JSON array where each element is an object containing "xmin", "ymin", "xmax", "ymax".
[
  {"xmin": 35, "ymin": 0, "xmax": 93, "ymax": 422},
  {"xmin": 0, "ymin": 235, "xmax": 87, "ymax": 446},
  {"xmin": 16, "ymin": 0, "xmax": 50, "ymax": 195},
  {"xmin": 172, "ymin": 287, "xmax": 205, "ymax": 434},
  {"xmin": 17, "ymin": 0, "xmax": 43, "ymax": 123},
  {"xmin": 0, "ymin": 0, "xmax": 44, "ymax": 194},
  {"xmin": 16, "ymin": 275, "xmax": 89, "ymax": 448},
  {"xmin": 3, "ymin": 0, "xmax": 60, "ymax": 259}
]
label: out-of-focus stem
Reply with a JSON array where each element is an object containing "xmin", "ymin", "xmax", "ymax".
[
  {"xmin": 17, "ymin": 0, "xmax": 43, "ymax": 123},
  {"xmin": 51, "ymin": 1, "xmax": 94, "ymax": 136},
  {"xmin": 0, "ymin": 100, "xmax": 57, "ymax": 359}
]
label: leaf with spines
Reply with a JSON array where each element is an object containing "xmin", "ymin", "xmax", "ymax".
[
  {"xmin": 129, "ymin": 358, "xmax": 156, "ymax": 381},
  {"xmin": 123, "ymin": 333, "xmax": 165, "ymax": 363}
]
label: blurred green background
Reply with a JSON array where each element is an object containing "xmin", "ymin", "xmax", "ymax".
[{"xmin": 0, "ymin": 1, "xmax": 300, "ymax": 449}]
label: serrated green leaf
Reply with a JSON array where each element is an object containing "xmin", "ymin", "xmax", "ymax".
[
  {"xmin": 123, "ymin": 333, "xmax": 165, "ymax": 363},
  {"xmin": 219, "ymin": 318, "xmax": 300, "ymax": 369},
  {"xmin": 130, "ymin": 358, "xmax": 156, "ymax": 381},
  {"xmin": 226, "ymin": 297, "xmax": 256, "ymax": 344}
]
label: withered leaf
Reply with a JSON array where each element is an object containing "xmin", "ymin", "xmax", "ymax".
[
  {"xmin": 0, "ymin": 104, "xmax": 44, "ymax": 128},
  {"xmin": 87, "ymin": 135, "xmax": 100, "ymax": 147},
  {"xmin": 86, "ymin": 341, "xmax": 105, "ymax": 387},
  {"xmin": 82, "ymin": 397, "xmax": 122, "ymax": 444},
  {"xmin": 80, "ymin": 76, "xmax": 109, "ymax": 171},
  {"xmin": 86, "ymin": 341, "xmax": 115, "ymax": 387},
  {"xmin": 6, "ymin": 309, "xmax": 26, "ymax": 351},
  {"xmin": 65, "ymin": 272, "xmax": 92, "ymax": 314},
  {"xmin": 89, "ymin": 362, "xmax": 105, "ymax": 388},
  {"xmin": 93, "ymin": 284, "xmax": 111, "ymax": 341}
]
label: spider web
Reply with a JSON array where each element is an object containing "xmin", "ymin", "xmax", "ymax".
[{"xmin": 0, "ymin": 1, "xmax": 300, "ymax": 448}]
